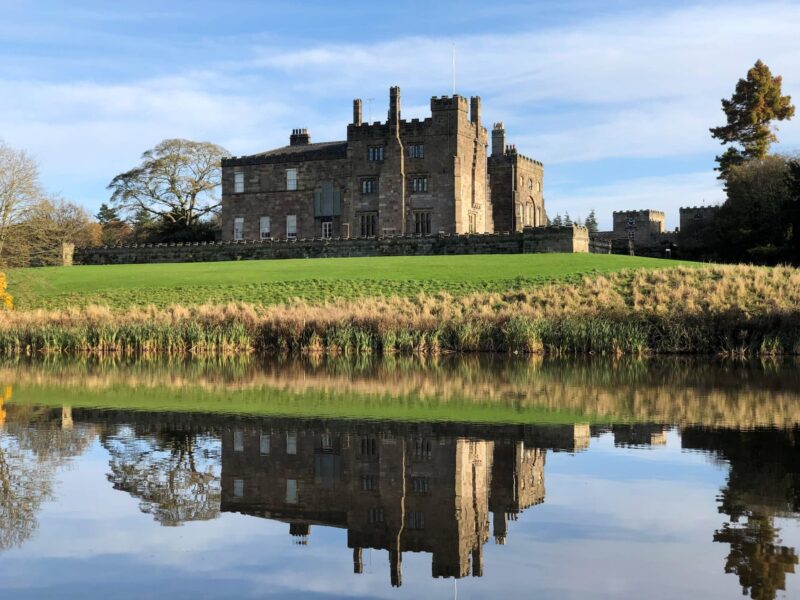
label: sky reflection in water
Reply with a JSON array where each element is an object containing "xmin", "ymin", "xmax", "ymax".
[{"xmin": 0, "ymin": 356, "xmax": 798, "ymax": 599}]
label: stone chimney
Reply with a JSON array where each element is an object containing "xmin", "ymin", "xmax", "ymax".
[
  {"xmin": 388, "ymin": 86, "xmax": 401, "ymax": 125},
  {"xmin": 470, "ymin": 96, "xmax": 481, "ymax": 126},
  {"xmin": 353, "ymin": 99, "xmax": 362, "ymax": 126},
  {"xmin": 491, "ymin": 122, "xmax": 505, "ymax": 157},
  {"xmin": 353, "ymin": 548, "xmax": 363, "ymax": 574},
  {"xmin": 289, "ymin": 128, "xmax": 310, "ymax": 146}
]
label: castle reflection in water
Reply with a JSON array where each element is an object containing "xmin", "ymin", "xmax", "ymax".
[
  {"xmin": 216, "ymin": 419, "xmax": 644, "ymax": 586},
  {"xmin": 218, "ymin": 421, "xmax": 686, "ymax": 585},
  {"xmin": 3, "ymin": 400, "xmax": 798, "ymax": 597}
]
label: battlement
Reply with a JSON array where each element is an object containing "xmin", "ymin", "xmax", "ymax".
[
  {"xmin": 430, "ymin": 95, "xmax": 469, "ymax": 112},
  {"xmin": 613, "ymin": 209, "xmax": 665, "ymax": 218},
  {"xmin": 680, "ymin": 205, "xmax": 720, "ymax": 213}
]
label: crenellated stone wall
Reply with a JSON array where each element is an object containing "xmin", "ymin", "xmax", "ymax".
[{"xmin": 74, "ymin": 225, "xmax": 596, "ymax": 265}]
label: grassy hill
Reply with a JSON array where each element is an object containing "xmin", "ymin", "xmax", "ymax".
[{"xmin": 6, "ymin": 253, "xmax": 695, "ymax": 309}]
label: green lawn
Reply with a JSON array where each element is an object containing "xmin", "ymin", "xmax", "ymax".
[{"xmin": 6, "ymin": 253, "xmax": 698, "ymax": 310}]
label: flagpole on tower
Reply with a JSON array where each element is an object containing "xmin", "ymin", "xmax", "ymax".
[{"xmin": 452, "ymin": 43, "xmax": 456, "ymax": 95}]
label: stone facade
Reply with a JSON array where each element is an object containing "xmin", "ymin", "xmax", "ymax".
[
  {"xmin": 220, "ymin": 87, "xmax": 540, "ymax": 242},
  {"xmin": 592, "ymin": 206, "xmax": 723, "ymax": 258},
  {"xmin": 488, "ymin": 123, "xmax": 545, "ymax": 233},
  {"xmin": 610, "ymin": 209, "xmax": 666, "ymax": 245},
  {"xmin": 74, "ymin": 225, "xmax": 594, "ymax": 265}
]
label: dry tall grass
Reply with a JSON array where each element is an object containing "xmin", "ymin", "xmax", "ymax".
[{"xmin": 0, "ymin": 265, "xmax": 798, "ymax": 356}]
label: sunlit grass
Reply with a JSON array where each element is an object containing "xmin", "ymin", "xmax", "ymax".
[{"xmin": 6, "ymin": 253, "xmax": 696, "ymax": 309}]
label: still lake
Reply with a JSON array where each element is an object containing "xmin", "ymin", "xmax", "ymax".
[{"xmin": 0, "ymin": 356, "xmax": 798, "ymax": 599}]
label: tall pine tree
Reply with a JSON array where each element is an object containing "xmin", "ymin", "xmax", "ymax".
[
  {"xmin": 585, "ymin": 209, "xmax": 599, "ymax": 233},
  {"xmin": 710, "ymin": 60, "xmax": 794, "ymax": 179}
]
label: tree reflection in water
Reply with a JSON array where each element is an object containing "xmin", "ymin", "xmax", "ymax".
[
  {"xmin": 104, "ymin": 427, "xmax": 221, "ymax": 526},
  {"xmin": 714, "ymin": 514, "xmax": 797, "ymax": 600},
  {"xmin": 684, "ymin": 426, "xmax": 800, "ymax": 599},
  {"xmin": 2, "ymin": 357, "xmax": 800, "ymax": 596},
  {"xmin": 0, "ymin": 403, "xmax": 96, "ymax": 551}
]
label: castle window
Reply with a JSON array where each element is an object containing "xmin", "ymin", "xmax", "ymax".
[
  {"xmin": 411, "ymin": 176, "xmax": 428, "ymax": 193},
  {"xmin": 361, "ymin": 475, "xmax": 378, "ymax": 491},
  {"xmin": 287, "ymin": 432, "xmax": 297, "ymax": 454},
  {"xmin": 361, "ymin": 178, "xmax": 376, "ymax": 194},
  {"xmin": 368, "ymin": 507, "xmax": 384, "ymax": 524},
  {"xmin": 233, "ymin": 217, "xmax": 244, "ymax": 241},
  {"xmin": 259, "ymin": 216, "xmax": 271, "ymax": 239},
  {"xmin": 286, "ymin": 215, "xmax": 297, "ymax": 240},
  {"xmin": 407, "ymin": 511, "xmax": 425, "ymax": 530},
  {"xmin": 321, "ymin": 221, "xmax": 332, "ymax": 239},
  {"xmin": 413, "ymin": 211, "xmax": 431, "ymax": 235},
  {"xmin": 537, "ymin": 180, "xmax": 541, "ymax": 192},
  {"xmin": 234, "ymin": 170, "xmax": 245, "ymax": 193},
  {"xmin": 286, "ymin": 168, "xmax": 298, "ymax": 191},
  {"xmin": 414, "ymin": 438, "xmax": 432, "ymax": 460},
  {"xmin": 360, "ymin": 437, "xmax": 378, "ymax": 458},
  {"xmin": 528, "ymin": 178, "xmax": 533, "ymax": 190},
  {"xmin": 408, "ymin": 143, "xmax": 424, "ymax": 159},
  {"xmin": 314, "ymin": 182, "xmax": 342, "ymax": 216},
  {"xmin": 260, "ymin": 434, "xmax": 271, "ymax": 455},
  {"xmin": 234, "ymin": 430, "xmax": 244, "ymax": 452},
  {"xmin": 286, "ymin": 479, "xmax": 298, "ymax": 504},
  {"xmin": 468, "ymin": 213, "xmax": 477, "ymax": 233},
  {"xmin": 411, "ymin": 477, "xmax": 429, "ymax": 494},
  {"xmin": 368, "ymin": 146, "xmax": 384, "ymax": 161},
  {"xmin": 359, "ymin": 212, "xmax": 377, "ymax": 237},
  {"xmin": 233, "ymin": 479, "xmax": 244, "ymax": 498}
]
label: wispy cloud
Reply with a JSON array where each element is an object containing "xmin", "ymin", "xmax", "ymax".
[{"xmin": 0, "ymin": 1, "xmax": 798, "ymax": 215}]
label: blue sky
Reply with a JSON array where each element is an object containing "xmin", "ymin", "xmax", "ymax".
[{"xmin": 2, "ymin": 1, "xmax": 800, "ymax": 229}]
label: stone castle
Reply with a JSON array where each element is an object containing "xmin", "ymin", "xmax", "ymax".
[
  {"xmin": 71, "ymin": 85, "xmax": 724, "ymax": 265},
  {"xmin": 220, "ymin": 86, "xmax": 545, "ymax": 241},
  {"xmin": 593, "ymin": 205, "xmax": 721, "ymax": 257}
]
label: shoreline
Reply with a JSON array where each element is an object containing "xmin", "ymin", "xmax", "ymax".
[{"xmin": 1, "ymin": 265, "xmax": 798, "ymax": 357}]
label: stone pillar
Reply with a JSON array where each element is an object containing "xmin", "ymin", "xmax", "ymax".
[
  {"xmin": 491, "ymin": 123, "xmax": 505, "ymax": 157},
  {"xmin": 62, "ymin": 406, "xmax": 73, "ymax": 430},
  {"xmin": 379, "ymin": 86, "xmax": 406, "ymax": 235},
  {"xmin": 353, "ymin": 99, "xmax": 362, "ymax": 126},
  {"xmin": 61, "ymin": 242, "xmax": 75, "ymax": 266},
  {"xmin": 388, "ymin": 86, "xmax": 401, "ymax": 123},
  {"xmin": 390, "ymin": 549, "xmax": 403, "ymax": 587},
  {"xmin": 470, "ymin": 96, "xmax": 481, "ymax": 127},
  {"xmin": 471, "ymin": 547, "xmax": 484, "ymax": 577}
]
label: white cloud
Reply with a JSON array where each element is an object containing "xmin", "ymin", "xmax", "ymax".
[{"xmin": 1, "ymin": 2, "xmax": 799, "ymax": 213}]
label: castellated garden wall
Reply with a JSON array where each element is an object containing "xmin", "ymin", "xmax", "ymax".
[{"xmin": 75, "ymin": 226, "xmax": 603, "ymax": 265}]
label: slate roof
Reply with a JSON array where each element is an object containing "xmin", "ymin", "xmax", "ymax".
[{"xmin": 223, "ymin": 141, "xmax": 348, "ymax": 166}]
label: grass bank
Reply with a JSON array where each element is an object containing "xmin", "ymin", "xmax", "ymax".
[
  {"xmin": 6, "ymin": 253, "xmax": 695, "ymax": 309},
  {"xmin": 0, "ymin": 264, "xmax": 798, "ymax": 357},
  {"xmin": 4, "ymin": 355, "xmax": 800, "ymax": 427}
]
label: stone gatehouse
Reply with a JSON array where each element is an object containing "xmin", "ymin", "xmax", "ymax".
[{"xmin": 220, "ymin": 86, "xmax": 545, "ymax": 241}]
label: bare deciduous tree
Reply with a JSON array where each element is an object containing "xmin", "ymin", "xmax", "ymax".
[
  {"xmin": 0, "ymin": 140, "xmax": 42, "ymax": 263},
  {"xmin": 107, "ymin": 138, "xmax": 229, "ymax": 228}
]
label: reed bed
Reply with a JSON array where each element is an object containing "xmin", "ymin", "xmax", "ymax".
[{"xmin": 1, "ymin": 265, "xmax": 799, "ymax": 357}]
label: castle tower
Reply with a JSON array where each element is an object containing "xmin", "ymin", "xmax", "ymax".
[
  {"xmin": 491, "ymin": 123, "xmax": 505, "ymax": 157},
  {"xmin": 379, "ymin": 86, "xmax": 406, "ymax": 235},
  {"xmin": 470, "ymin": 96, "xmax": 481, "ymax": 127}
]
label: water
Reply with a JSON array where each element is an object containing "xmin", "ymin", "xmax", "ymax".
[{"xmin": 0, "ymin": 356, "xmax": 799, "ymax": 599}]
